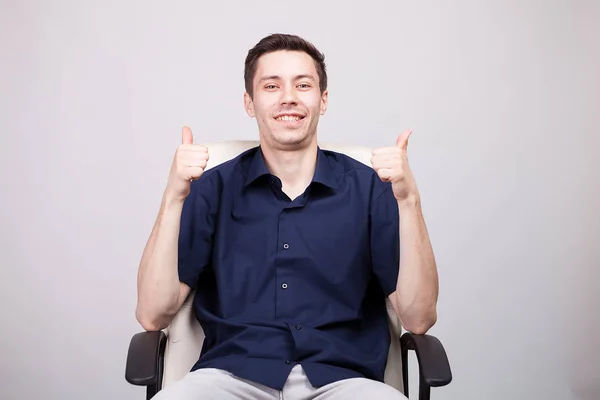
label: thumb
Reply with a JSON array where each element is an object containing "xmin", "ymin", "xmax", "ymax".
[
  {"xmin": 396, "ymin": 129, "xmax": 412, "ymax": 149},
  {"xmin": 182, "ymin": 126, "xmax": 193, "ymax": 145}
]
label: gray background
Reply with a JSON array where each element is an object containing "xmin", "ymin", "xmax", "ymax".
[{"xmin": 1, "ymin": 1, "xmax": 598, "ymax": 399}]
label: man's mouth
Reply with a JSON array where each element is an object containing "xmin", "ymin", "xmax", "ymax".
[{"xmin": 274, "ymin": 114, "xmax": 305, "ymax": 122}]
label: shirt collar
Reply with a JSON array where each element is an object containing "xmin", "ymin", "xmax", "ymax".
[{"xmin": 244, "ymin": 146, "xmax": 339, "ymax": 190}]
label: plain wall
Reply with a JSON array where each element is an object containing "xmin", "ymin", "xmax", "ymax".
[{"xmin": 1, "ymin": 1, "xmax": 598, "ymax": 399}]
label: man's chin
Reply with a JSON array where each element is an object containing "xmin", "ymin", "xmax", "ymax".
[{"xmin": 266, "ymin": 131, "xmax": 313, "ymax": 149}]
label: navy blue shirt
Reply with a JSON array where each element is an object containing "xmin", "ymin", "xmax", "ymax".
[{"xmin": 177, "ymin": 145, "xmax": 400, "ymax": 390}]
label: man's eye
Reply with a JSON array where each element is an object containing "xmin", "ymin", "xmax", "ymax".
[
  {"xmin": 265, "ymin": 85, "xmax": 278, "ymax": 90},
  {"xmin": 298, "ymin": 83, "xmax": 311, "ymax": 89}
]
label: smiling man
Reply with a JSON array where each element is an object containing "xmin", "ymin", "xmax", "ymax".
[{"xmin": 136, "ymin": 33, "xmax": 439, "ymax": 399}]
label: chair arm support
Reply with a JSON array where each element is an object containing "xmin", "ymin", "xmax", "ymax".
[
  {"xmin": 125, "ymin": 330, "xmax": 167, "ymax": 387},
  {"xmin": 400, "ymin": 332, "xmax": 452, "ymax": 389}
]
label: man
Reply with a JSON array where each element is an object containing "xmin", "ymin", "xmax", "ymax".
[{"xmin": 136, "ymin": 33, "xmax": 439, "ymax": 399}]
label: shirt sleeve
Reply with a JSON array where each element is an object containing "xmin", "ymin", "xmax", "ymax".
[
  {"xmin": 370, "ymin": 183, "xmax": 400, "ymax": 297},
  {"xmin": 177, "ymin": 174, "xmax": 218, "ymax": 289}
]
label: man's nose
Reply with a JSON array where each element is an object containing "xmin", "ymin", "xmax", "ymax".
[{"xmin": 280, "ymin": 84, "xmax": 298, "ymax": 105}]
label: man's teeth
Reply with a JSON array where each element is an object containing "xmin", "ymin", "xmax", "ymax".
[{"xmin": 276, "ymin": 115, "xmax": 301, "ymax": 121}]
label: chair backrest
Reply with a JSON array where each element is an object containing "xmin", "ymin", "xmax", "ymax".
[{"xmin": 161, "ymin": 140, "xmax": 405, "ymax": 392}]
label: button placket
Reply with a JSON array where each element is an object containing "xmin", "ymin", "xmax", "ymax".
[
  {"xmin": 275, "ymin": 202, "xmax": 307, "ymax": 319},
  {"xmin": 275, "ymin": 206, "xmax": 294, "ymax": 318}
]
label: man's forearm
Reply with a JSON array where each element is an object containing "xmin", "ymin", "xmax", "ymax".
[
  {"xmin": 395, "ymin": 195, "xmax": 439, "ymax": 334},
  {"xmin": 136, "ymin": 194, "xmax": 185, "ymax": 329}
]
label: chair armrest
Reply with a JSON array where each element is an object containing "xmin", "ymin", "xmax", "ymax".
[
  {"xmin": 400, "ymin": 332, "xmax": 452, "ymax": 387},
  {"xmin": 125, "ymin": 330, "xmax": 167, "ymax": 387},
  {"xmin": 400, "ymin": 332, "xmax": 452, "ymax": 400}
]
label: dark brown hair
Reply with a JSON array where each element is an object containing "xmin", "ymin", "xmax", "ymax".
[{"xmin": 244, "ymin": 33, "xmax": 327, "ymax": 98}]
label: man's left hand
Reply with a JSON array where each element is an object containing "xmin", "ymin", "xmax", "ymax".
[{"xmin": 371, "ymin": 129, "xmax": 419, "ymax": 203}]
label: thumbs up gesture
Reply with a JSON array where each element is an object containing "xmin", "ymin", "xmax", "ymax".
[
  {"xmin": 166, "ymin": 126, "xmax": 210, "ymax": 202},
  {"xmin": 371, "ymin": 129, "xmax": 418, "ymax": 203}
]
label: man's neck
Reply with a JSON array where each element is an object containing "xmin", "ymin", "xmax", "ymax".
[{"xmin": 260, "ymin": 140, "xmax": 318, "ymax": 200}]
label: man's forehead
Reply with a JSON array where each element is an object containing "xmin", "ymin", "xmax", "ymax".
[{"xmin": 255, "ymin": 50, "xmax": 317, "ymax": 78}]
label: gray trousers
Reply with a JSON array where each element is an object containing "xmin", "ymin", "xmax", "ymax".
[{"xmin": 153, "ymin": 364, "xmax": 408, "ymax": 400}]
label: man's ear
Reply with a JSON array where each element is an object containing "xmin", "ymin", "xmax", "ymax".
[
  {"xmin": 320, "ymin": 89, "xmax": 329, "ymax": 115},
  {"xmin": 244, "ymin": 92, "xmax": 255, "ymax": 118}
]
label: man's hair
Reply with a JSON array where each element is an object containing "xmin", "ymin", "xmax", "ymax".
[{"xmin": 244, "ymin": 33, "xmax": 327, "ymax": 98}]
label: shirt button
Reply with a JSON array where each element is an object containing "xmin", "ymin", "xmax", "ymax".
[
  {"xmin": 295, "ymin": 325, "xmax": 302, "ymax": 330},
  {"xmin": 281, "ymin": 283, "xmax": 288, "ymax": 289},
  {"xmin": 283, "ymin": 243, "xmax": 289, "ymax": 249},
  {"xmin": 285, "ymin": 360, "xmax": 291, "ymax": 364}
]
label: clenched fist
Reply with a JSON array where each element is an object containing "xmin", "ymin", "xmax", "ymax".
[
  {"xmin": 165, "ymin": 126, "xmax": 209, "ymax": 202},
  {"xmin": 371, "ymin": 129, "xmax": 419, "ymax": 203}
]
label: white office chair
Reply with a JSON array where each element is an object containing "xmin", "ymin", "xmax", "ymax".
[{"xmin": 125, "ymin": 141, "xmax": 452, "ymax": 400}]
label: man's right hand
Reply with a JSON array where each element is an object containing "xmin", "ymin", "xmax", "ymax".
[{"xmin": 165, "ymin": 126, "xmax": 209, "ymax": 202}]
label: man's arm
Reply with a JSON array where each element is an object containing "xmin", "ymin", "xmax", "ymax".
[
  {"xmin": 136, "ymin": 126, "xmax": 209, "ymax": 331},
  {"xmin": 371, "ymin": 129, "xmax": 439, "ymax": 335},
  {"xmin": 136, "ymin": 194, "xmax": 192, "ymax": 331},
  {"xmin": 389, "ymin": 196, "xmax": 438, "ymax": 335}
]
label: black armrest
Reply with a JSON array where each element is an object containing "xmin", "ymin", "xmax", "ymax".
[
  {"xmin": 400, "ymin": 332, "xmax": 452, "ymax": 387},
  {"xmin": 125, "ymin": 331, "xmax": 167, "ymax": 387},
  {"xmin": 400, "ymin": 332, "xmax": 452, "ymax": 400}
]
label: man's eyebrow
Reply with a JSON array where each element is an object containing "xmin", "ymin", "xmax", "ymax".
[
  {"xmin": 294, "ymin": 74, "xmax": 316, "ymax": 82},
  {"xmin": 259, "ymin": 74, "xmax": 316, "ymax": 82}
]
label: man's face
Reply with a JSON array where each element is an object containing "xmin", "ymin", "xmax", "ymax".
[{"xmin": 244, "ymin": 50, "xmax": 328, "ymax": 150}]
